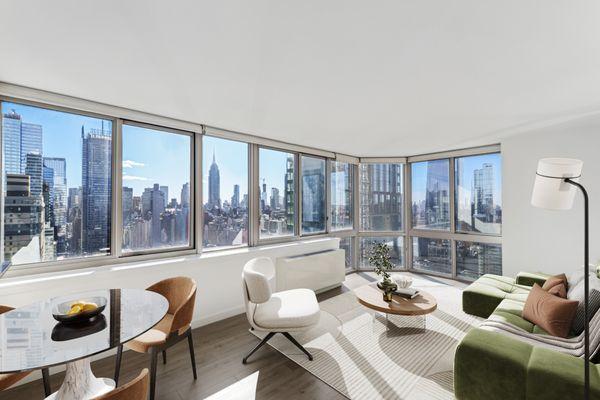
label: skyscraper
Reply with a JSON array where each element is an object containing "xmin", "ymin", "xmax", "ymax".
[
  {"xmin": 284, "ymin": 156, "xmax": 295, "ymax": 232},
  {"xmin": 2, "ymin": 109, "xmax": 22, "ymax": 174},
  {"xmin": 25, "ymin": 152, "xmax": 43, "ymax": 196},
  {"xmin": 81, "ymin": 126, "xmax": 112, "ymax": 255},
  {"xmin": 151, "ymin": 184, "xmax": 165, "ymax": 246},
  {"xmin": 3, "ymin": 174, "xmax": 45, "ymax": 263},
  {"xmin": 181, "ymin": 183, "xmax": 190, "ymax": 208},
  {"xmin": 232, "ymin": 184, "xmax": 240, "ymax": 208},
  {"xmin": 123, "ymin": 187, "xmax": 133, "ymax": 222},
  {"xmin": 159, "ymin": 185, "xmax": 169, "ymax": 208},
  {"xmin": 43, "ymin": 157, "xmax": 67, "ymax": 227},
  {"xmin": 208, "ymin": 151, "xmax": 221, "ymax": 208},
  {"xmin": 270, "ymin": 187, "xmax": 279, "ymax": 210},
  {"xmin": 472, "ymin": 163, "xmax": 494, "ymax": 221},
  {"xmin": 424, "ymin": 160, "xmax": 449, "ymax": 228},
  {"xmin": 20, "ymin": 122, "xmax": 43, "ymax": 174}
]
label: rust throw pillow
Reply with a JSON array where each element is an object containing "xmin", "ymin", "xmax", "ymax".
[
  {"xmin": 542, "ymin": 273, "xmax": 568, "ymax": 298},
  {"xmin": 523, "ymin": 284, "xmax": 578, "ymax": 338},
  {"xmin": 547, "ymin": 283, "xmax": 567, "ymax": 298}
]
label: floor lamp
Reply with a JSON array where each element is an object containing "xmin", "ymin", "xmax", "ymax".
[{"xmin": 531, "ymin": 157, "xmax": 589, "ymax": 400}]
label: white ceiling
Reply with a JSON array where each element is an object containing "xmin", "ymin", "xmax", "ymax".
[{"xmin": 1, "ymin": 1, "xmax": 599, "ymax": 157}]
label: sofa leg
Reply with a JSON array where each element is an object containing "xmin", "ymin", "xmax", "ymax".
[
  {"xmin": 282, "ymin": 332, "xmax": 313, "ymax": 361},
  {"xmin": 243, "ymin": 332, "xmax": 276, "ymax": 364}
]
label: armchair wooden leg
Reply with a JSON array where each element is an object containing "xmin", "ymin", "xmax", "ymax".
[
  {"xmin": 162, "ymin": 350, "xmax": 167, "ymax": 365},
  {"xmin": 42, "ymin": 368, "xmax": 51, "ymax": 396},
  {"xmin": 114, "ymin": 344, "xmax": 123, "ymax": 386},
  {"xmin": 243, "ymin": 332, "xmax": 276, "ymax": 364},
  {"xmin": 187, "ymin": 330, "xmax": 198, "ymax": 380},
  {"xmin": 282, "ymin": 332, "xmax": 313, "ymax": 361},
  {"xmin": 149, "ymin": 348, "xmax": 158, "ymax": 400}
]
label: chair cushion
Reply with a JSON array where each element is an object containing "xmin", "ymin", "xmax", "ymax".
[
  {"xmin": 253, "ymin": 288, "xmax": 320, "ymax": 330},
  {"xmin": 125, "ymin": 314, "xmax": 173, "ymax": 353}
]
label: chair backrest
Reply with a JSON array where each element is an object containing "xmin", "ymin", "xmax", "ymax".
[
  {"xmin": 242, "ymin": 257, "xmax": 275, "ymax": 304},
  {"xmin": 92, "ymin": 369, "xmax": 148, "ymax": 400},
  {"xmin": 147, "ymin": 277, "xmax": 197, "ymax": 334}
]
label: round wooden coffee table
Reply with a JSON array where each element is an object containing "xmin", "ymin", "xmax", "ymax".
[{"xmin": 354, "ymin": 282, "xmax": 437, "ymax": 328}]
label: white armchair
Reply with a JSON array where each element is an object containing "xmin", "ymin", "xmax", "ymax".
[{"xmin": 241, "ymin": 257, "xmax": 320, "ymax": 364}]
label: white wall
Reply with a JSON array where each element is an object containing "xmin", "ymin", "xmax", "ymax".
[
  {"xmin": 0, "ymin": 238, "xmax": 339, "ymax": 324},
  {"xmin": 502, "ymin": 115, "xmax": 600, "ymax": 278},
  {"xmin": 0, "ymin": 237, "xmax": 340, "ymax": 387}
]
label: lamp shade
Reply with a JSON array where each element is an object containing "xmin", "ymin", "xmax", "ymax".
[{"xmin": 531, "ymin": 158, "xmax": 583, "ymax": 210}]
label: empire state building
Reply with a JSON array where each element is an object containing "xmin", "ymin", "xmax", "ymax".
[{"xmin": 208, "ymin": 151, "xmax": 221, "ymax": 208}]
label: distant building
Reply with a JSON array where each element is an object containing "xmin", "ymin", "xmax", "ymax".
[
  {"xmin": 270, "ymin": 187, "xmax": 280, "ymax": 210},
  {"xmin": 2, "ymin": 109, "xmax": 23, "ymax": 174},
  {"xmin": 181, "ymin": 183, "xmax": 190, "ymax": 208},
  {"xmin": 123, "ymin": 187, "xmax": 133, "ymax": 222},
  {"xmin": 81, "ymin": 126, "xmax": 112, "ymax": 255},
  {"xmin": 232, "ymin": 184, "xmax": 240, "ymax": 208},
  {"xmin": 3, "ymin": 174, "xmax": 45, "ymax": 262},
  {"xmin": 151, "ymin": 184, "xmax": 165, "ymax": 246},
  {"xmin": 43, "ymin": 157, "xmax": 67, "ymax": 227},
  {"xmin": 20, "ymin": 122, "xmax": 43, "ymax": 174},
  {"xmin": 159, "ymin": 186, "xmax": 169, "ymax": 208},
  {"xmin": 25, "ymin": 152, "xmax": 43, "ymax": 196},
  {"xmin": 284, "ymin": 156, "xmax": 295, "ymax": 233},
  {"xmin": 208, "ymin": 151, "xmax": 221, "ymax": 208}
]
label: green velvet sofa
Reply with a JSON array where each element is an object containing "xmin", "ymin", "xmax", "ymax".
[{"xmin": 455, "ymin": 272, "xmax": 600, "ymax": 400}]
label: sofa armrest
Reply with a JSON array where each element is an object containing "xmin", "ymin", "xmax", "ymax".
[{"xmin": 515, "ymin": 271, "xmax": 550, "ymax": 287}]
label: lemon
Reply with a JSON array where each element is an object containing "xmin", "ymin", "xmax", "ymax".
[{"xmin": 67, "ymin": 305, "xmax": 82, "ymax": 315}]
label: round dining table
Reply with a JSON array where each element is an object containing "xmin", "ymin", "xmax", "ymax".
[{"xmin": 0, "ymin": 288, "xmax": 168, "ymax": 400}]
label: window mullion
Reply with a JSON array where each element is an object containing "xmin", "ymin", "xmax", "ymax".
[{"xmin": 113, "ymin": 119, "xmax": 123, "ymax": 258}]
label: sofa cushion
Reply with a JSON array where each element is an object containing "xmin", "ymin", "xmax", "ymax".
[
  {"xmin": 463, "ymin": 274, "xmax": 531, "ymax": 318},
  {"xmin": 542, "ymin": 274, "xmax": 568, "ymax": 297},
  {"xmin": 523, "ymin": 284, "xmax": 578, "ymax": 338}
]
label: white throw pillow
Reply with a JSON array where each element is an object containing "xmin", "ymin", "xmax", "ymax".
[
  {"xmin": 567, "ymin": 267, "xmax": 599, "ymax": 297},
  {"xmin": 568, "ymin": 272, "xmax": 600, "ymax": 303}
]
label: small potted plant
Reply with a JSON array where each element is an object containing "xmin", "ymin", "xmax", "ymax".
[{"xmin": 368, "ymin": 243, "xmax": 397, "ymax": 301}]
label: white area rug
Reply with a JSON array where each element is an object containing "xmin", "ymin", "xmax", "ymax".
[{"xmin": 252, "ymin": 277, "xmax": 480, "ymax": 400}]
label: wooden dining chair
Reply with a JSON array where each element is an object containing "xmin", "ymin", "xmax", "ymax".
[
  {"xmin": 0, "ymin": 305, "xmax": 51, "ymax": 396},
  {"xmin": 114, "ymin": 277, "xmax": 197, "ymax": 400},
  {"xmin": 92, "ymin": 369, "xmax": 148, "ymax": 400}
]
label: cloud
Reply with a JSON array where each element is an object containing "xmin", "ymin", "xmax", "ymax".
[
  {"xmin": 122, "ymin": 175, "xmax": 149, "ymax": 181},
  {"xmin": 123, "ymin": 160, "xmax": 145, "ymax": 168}
]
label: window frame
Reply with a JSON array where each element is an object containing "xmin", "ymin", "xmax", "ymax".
[
  {"xmin": 256, "ymin": 144, "xmax": 300, "ymax": 244},
  {"xmin": 329, "ymin": 160, "xmax": 356, "ymax": 233},
  {"xmin": 0, "ymin": 96, "xmax": 121, "ymax": 272},
  {"xmin": 355, "ymin": 160, "xmax": 407, "ymax": 270},
  {"xmin": 119, "ymin": 120, "xmax": 196, "ymax": 257},
  {"xmin": 0, "ymin": 83, "xmax": 500, "ymax": 281},
  {"xmin": 299, "ymin": 153, "xmax": 328, "ymax": 236},
  {"xmin": 405, "ymin": 146, "xmax": 502, "ymax": 281}
]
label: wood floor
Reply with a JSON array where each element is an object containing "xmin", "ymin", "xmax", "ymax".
[
  {"xmin": 0, "ymin": 280, "xmax": 366, "ymax": 400},
  {"xmin": 1, "ymin": 272, "xmax": 460, "ymax": 400}
]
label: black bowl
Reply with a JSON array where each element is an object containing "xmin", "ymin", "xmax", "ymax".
[
  {"xmin": 51, "ymin": 314, "xmax": 107, "ymax": 341},
  {"xmin": 52, "ymin": 296, "xmax": 107, "ymax": 325}
]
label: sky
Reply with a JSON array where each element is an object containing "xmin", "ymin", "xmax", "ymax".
[
  {"xmin": 2, "ymin": 101, "xmax": 110, "ymax": 188},
  {"xmin": 202, "ymin": 136, "xmax": 248, "ymax": 203},
  {"xmin": 122, "ymin": 124, "xmax": 191, "ymax": 201},
  {"xmin": 2, "ymin": 101, "xmax": 191, "ymax": 202}
]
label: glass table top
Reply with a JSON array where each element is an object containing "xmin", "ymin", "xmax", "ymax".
[{"xmin": 0, "ymin": 289, "xmax": 168, "ymax": 373}]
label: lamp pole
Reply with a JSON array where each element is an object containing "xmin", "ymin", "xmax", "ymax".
[{"xmin": 565, "ymin": 178, "xmax": 589, "ymax": 400}]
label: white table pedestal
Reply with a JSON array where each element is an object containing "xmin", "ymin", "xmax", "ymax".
[{"xmin": 46, "ymin": 357, "xmax": 115, "ymax": 400}]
